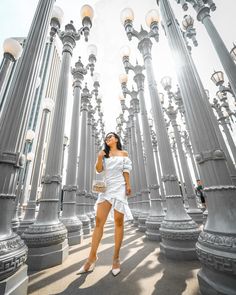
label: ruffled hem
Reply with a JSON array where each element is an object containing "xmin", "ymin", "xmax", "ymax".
[{"xmin": 94, "ymin": 196, "xmax": 133, "ymax": 221}]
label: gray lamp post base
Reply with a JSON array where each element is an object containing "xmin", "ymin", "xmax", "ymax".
[
  {"xmin": 132, "ymin": 212, "xmax": 139, "ymax": 227},
  {"xmin": 160, "ymin": 238, "xmax": 198, "ymax": 260},
  {"xmin": 68, "ymin": 230, "xmax": 83, "ymax": 246},
  {"xmin": 198, "ymin": 267, "xmax": 236, "ymax": 295},
  {"xmin": 26, "ymin": 240, "xmax": 69, "ymax": 271},
  {"xmin": 87, "ymin": 212, "xmax": 95, "ymax": 229},
  {"xmin": 146, "ymin": 216, "xmax": 165, "ymax": 241},
  {"xmin": 203, "ymin": 209, "xmax": 208, "ymax": 225},
  {"xmin": 0, "ymin": 264, "xmax": 28, "ymax": 295},
  {"xmin": 138, "ymin": 214, "xmax": 148, "ymax": 232},
  {"xmin": 60, "ymin": 218, "xmax": 83, "ymax": 246},
  {"xmin": 187, "ymin": 209, "xmax": 203, "ymax": 225},
  {"xmin": 17, "ymin": 220, "xmax": 35, "ymax": 236},
  {"xmin": 11, "ymin": 218, "xmax": 20, "ymax": 232},
  {"xmin": 78, "ymin": 215, "xmax": 91, "ymax": 235}
]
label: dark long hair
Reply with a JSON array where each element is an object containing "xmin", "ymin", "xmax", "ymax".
[{"xmin": 103, "ymin": 132, "xmax": 122, "ymax": 158}]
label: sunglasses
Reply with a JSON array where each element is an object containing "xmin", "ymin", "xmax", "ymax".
[{"xmin": 105, "ymin": 134, "xmax": 114, "ymax": 141}]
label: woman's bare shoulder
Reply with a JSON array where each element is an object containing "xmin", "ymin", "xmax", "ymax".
[{"xmin": 121, "ymin": 150, "xmax": 129, "ymax": 157}]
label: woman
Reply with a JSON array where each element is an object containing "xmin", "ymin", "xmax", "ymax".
[{"xmin": 78, "ymin": 132, "xmax": 133, "ymax": 276}]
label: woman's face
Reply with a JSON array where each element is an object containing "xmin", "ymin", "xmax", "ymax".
[{"xmin": 105, "ymin": 133, "xmax": 118, "ymax": 146}]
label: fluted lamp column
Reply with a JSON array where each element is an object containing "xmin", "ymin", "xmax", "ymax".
[
  {"xmin": 22, "ymin": 4, "xmax": 94, "ymax": 270},
  {"xmin": 0, "ymin": 0, "xmax": 56, "ymax": 293},
  {"xmin": 18, "ymin": 98, "xmax": 54, "ymax": 234},
  {"xmin": 161, "ymin": 76, "xmax": 203, "ymax": 223},
  {"xmin": 11, "ymin": 129, "xmax": 35, "ymax": 231},
  {"xmin": 121, "ymin": 7, "xmax": 200, "ymax": 259},
  {"xmin": 60, "ymin": 58, "xmax": 87, "ymax": 246},
  {"xmin": 159, "ymin": 0, "xmax": 236, "ymax": 293},
  {"xmin": 76, "ymin": 84, "xmax": 92, "ymax": 235}
]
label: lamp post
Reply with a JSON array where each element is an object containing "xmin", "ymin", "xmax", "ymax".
[
  {"xmin": 176, "ymin": 0, "xmax": 236, "ymax": 97},
  {"xmin": 119, "ymin": 86, "xmax": 146, "ymax": 230},
  {"xmin": 121, "ymin": 7, "xmax": 200, "ymax": 258},
  {"xmin": 22, "ymin": 5, "xmax": 94, "ymax": 271},
  {"xmin": 159, "ymin": 0, "xmax": 236, "ymax": 293},
  {"xmin": 60, "ymin": 57, "xmax": 87, "ymax": 246},
  {"xmin": 161, "ymin": 76, "xmax": 203, "ymax": 223},
  {"xmin": 11, "ymin": 129, "xmax": 35, "ymax": 231},
  {"xmin": 120, "ymin": 54, "xmax": 165, "ymax": 239},
  {"xmin": 0, "ymin": 38, "xmax": 22, "ymax": 102},
  {"xmin": 18, "ymin": 98, "xmax": 54, "ymax": 234},
  {"xmin": 149, "ymin": 120, "xmax": 166, "ymax": 210},
  {"xmin": 182, "ymin": 130, "xmax": 200, "ymax": 181},
  {"xmin": 0, "ymin": 0, "xmax": 56, "ymax": 292},
  {"xmin": 76, "ymin": 84, "xmax": 92, "ymax": 235}
]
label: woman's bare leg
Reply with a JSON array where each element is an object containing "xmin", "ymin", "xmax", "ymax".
[
  {"xmin": 83, "ymin": 200, "xmax": 111, "ymax": 270},
  {"xmin": 113, "ymin": 209, "xmax": 124, "ymax": 268}
]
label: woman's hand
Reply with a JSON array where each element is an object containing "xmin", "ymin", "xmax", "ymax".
[
  {"xmin": 126, "ymin": 184, "xmax": 131, "ymax": 196},
  {"xmin": 98, "ymin": 150, "xmax": 106, "ymax": 158}
]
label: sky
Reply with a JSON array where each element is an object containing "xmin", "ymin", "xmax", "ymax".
[{"xmin": 0, "ymin": 0, "xmax": 235, "ymax": 142}]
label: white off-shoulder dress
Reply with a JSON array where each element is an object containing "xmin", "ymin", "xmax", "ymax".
[{"xmin": 95, "ymin": 156, "xmax": 133, "ymax": 221}]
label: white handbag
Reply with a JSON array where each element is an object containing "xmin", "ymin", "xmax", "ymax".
[{"xmin": 92, "ymin": 158, "xmax": 106, "ymax": 193}]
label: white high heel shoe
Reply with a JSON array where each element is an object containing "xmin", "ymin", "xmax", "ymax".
[
  {"xmin": 111, "ymin": 258, "xmax": 121, "ymax": 276},
  {"xmin": 77, "ymin": 258, "xmax": 97, "ymax": 274}
]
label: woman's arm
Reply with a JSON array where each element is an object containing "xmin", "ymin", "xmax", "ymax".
[
  {"xmin": 123, "ymin": 172, "xmax": 131, "ymax": 196},
  {"xmin": 122, "ymin": 150, "xmax": 131, "ymax": 196},
  {"xmin": 96, "ymin": 150, "xmax": 106, "ymax": 173}
]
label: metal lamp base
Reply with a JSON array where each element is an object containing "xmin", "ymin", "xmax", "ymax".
[
  {"xmin": 198, "ymin": 267, "xmax": 236, "ymax": 295},
  {"xmin": 160, "ymin": 239, "xmax": 198, "ymax": 260},
  {"xmin": 0, "ymin": 265, "xmax": 28, "ymax": 295},
  {"xmin": 26, "ymin": 240, "xmax": 69, "ymax": 271}
]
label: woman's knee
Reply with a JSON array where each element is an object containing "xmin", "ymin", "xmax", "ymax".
[{"xmin": 95, "ymin": 216, "xmax": 106, "ymax": 228}]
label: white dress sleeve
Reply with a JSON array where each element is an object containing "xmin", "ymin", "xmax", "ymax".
[{"xmin": 123, "ymin": 157, "xmax": 132, "ymax": 174}]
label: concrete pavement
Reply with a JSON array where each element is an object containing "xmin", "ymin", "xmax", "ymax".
[{"xmin": 28, "ymin": 222, "xmax": 201, "ymax": 295}]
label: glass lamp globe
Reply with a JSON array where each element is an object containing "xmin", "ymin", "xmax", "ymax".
[
  {"xmin": 87, "ymin": 44, "xmax": 97, "ymax": 57},
  {"xmin": 26, "ymin": 129, "xmax": 35, "ymax": 142},
  {"xmin": 93, "ymin": 72, "xmax": 101, "ymax": 83},
  {"xmin": 120, "ymin": 45, "xmax": 131, "ymax": 58},
  {"xmin": 51, "ymin": 6, "xmax": 64, "ymax": 26},
  {"xmin": 211, "ymin": 71, "xmax": 224, "ymax": 86},
  {"xmin": 63, "ymin": 135, "xmax": 69, "ymax": 146},
  {"xmin": 43, "ymin": 97, "xmax": 54, "ymax": 112},
  {"xmin": 158, "ymin": 92, "xmax": 165, "ymax": 104},
  {"xmin": 145, "ymin": 9, "xmax": 160, "ymax": 28},
  {"xmin": 119, "ymin": 73, "xmax": 128, "ymax": 84},
  {"xmin": 148, "ymin": 118, "xmax": 153, "ymax": 127},
  {"xmin": 161, "ymin": 76, "xmax": 172, "ymax": 90},
  {"xmin": 27, "ymin": 152, "xmax": 34, "ymax": 162},
  {"xmin": 81, "ymin": 4, "xmax": 94, "ymax": 21},
  {"xmin": 120, "ymin": 8, "xmax": 134, "ymax": 25},
  {"xmin": 3, "ymin": 38, "xmax": 23, "ymax": 60},
  {"xmin": 182, "ymin": 15, "xmax": 194, "ymax": 30}
]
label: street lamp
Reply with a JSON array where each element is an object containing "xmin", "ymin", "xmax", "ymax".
[
  {"xmin": 121, "ymin": 5, "xmax": 200, "ymax": 250},
  {"xmin": 160, "ymin": 0, "xmax": 236, "ymax": 293},
  {"xmin": 87, "ymin": 44, "xmax": 97, "ymax": 76},
  {"xmin": 175, "ymin": 0, "xmax": 236, "ymax": 97},
  {"xmin": 80, "ymin": 4, "xmax": 94, "ymax": 41},
  {"xmin": 22, "ymin": 4, "xmax": 94, "ymax": 271},
  {"xmin": 211, "ymin": 70, "xmax": 224, "ymax": 86}
]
